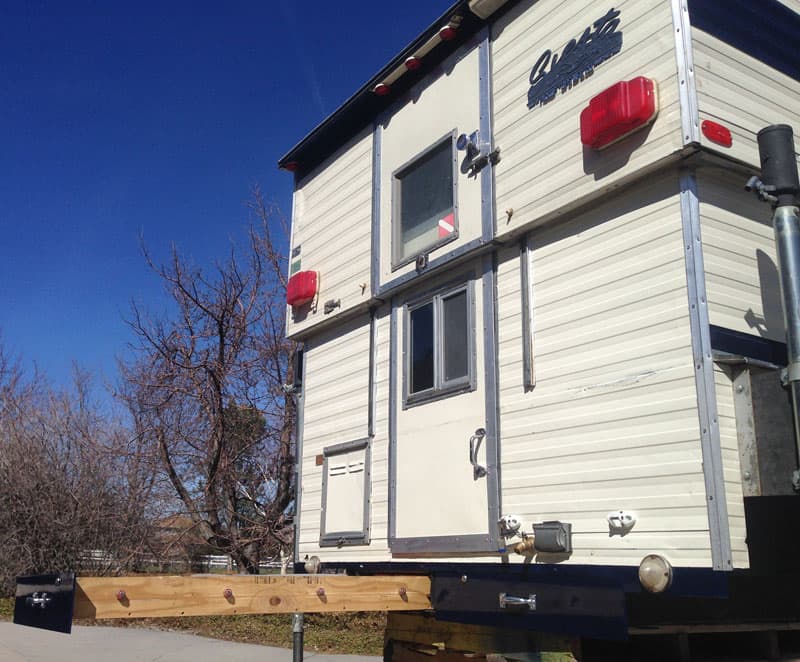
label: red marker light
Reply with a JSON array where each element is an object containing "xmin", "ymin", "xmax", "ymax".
[
  {"xmin": 373, "ymin": 83, "xmax": 391, "ymax": 96},
  {"xmin": 701, "ymin": 120, "xmax": 733, "ymax": 147},
  {"xmin": 580, "ymin": 77, "xmax": 659, "ymax": 150},
  {"xmin": 287, "ymin": 271, "xmax": 318, "ymax": 307},
  {"xmin": 439, "ymin": 25, "xmax": 457, "ymax": 41},
  {"xmin": 404, "ymin": 56, "xmax": 422, "ymax": 71},
  {"xmin": 281, "ymin": 161, "xmax": 299, "ymax": 172}
]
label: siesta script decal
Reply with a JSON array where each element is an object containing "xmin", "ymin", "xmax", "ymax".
[{"xmin": 527, "ymin": 8, "xmax": 623, "ymax": 109}]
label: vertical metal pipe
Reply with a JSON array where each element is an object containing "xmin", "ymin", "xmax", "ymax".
[
  {"xmin": 772, "ymin": 204, "xmax": 800, "ymax": 491},
  {"xmin": 292, "ymin": 612, "xmax": 304, "ymax": 662}
]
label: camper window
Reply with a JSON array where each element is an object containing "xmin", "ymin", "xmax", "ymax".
[
  {"xmin": 405, "ymin": 283, "xmax": 474, "ymax": 405},
  {"xmin": 392, "ymin": 133, "xmax": 457, "ymax": 266}
]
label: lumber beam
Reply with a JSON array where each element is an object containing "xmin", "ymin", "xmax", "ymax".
[
  {"xmin": 386, "ymin": 612, "xmax": 578, "ymax": 660},
  {"xmin": 74, "ymin": 574, "xmax": 430, "ymax": 619}
]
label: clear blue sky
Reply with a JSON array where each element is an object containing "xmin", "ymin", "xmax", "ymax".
[{"xmin": 0, "ymin": 0, "xmax": 453, "ymax": 388}]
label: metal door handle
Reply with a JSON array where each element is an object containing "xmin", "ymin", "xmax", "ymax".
[
  {"xmin": 469, "ymin": 428, "xmax": 487, "ymax": 480},
  {"xmin": 499, "ymin": 592, "xmax": 537, "ymax": 610}
]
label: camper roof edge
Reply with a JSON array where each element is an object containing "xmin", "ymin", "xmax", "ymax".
[{"xmin": 277, "ymin": 0, "xmax": 515, "ymax": 177}]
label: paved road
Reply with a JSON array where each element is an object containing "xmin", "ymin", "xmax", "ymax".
[{"xmin": 0, "ymin": 623, "xmax": 382, "ymax": 662}]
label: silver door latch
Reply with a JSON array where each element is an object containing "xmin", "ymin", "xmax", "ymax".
[
  {"xmin": 469, "ymin": 428, "xmax": 487, "ymax": 479},
  {"xmin": 499, "ymin": 592, "xmax": 536, "ymax": 610}
]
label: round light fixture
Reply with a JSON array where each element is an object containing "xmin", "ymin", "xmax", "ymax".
[
  {"xmin": 373, "ymin": 83, "xmax": 391, "ymax": 96},
  {"xmin": 404, "ymin": 56, "xmax": 422, "ymax": 71},
  {"xmin": 638, "ymin": 554, "xmax": 673, "ymax": 593},
  {"xmin": 439, "ymin": 25, "xmax": 457, "ymax": 41}
]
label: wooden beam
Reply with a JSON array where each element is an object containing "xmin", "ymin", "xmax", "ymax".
[
  {"xmin": 74, "ymin": 574, "xmax": 430, "ymax": 619},
  {"xmin": 385, "ymin": 612, "xmax": 578, "ymax": 661}
]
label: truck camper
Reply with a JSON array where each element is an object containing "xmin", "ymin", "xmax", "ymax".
[
  {"xmin": 278, "ymin": 0, "xmax": 800, "ymax": 654},
  {"xmin": 13, "ymin": 0, "xmax": 800, "ymax": 658}
]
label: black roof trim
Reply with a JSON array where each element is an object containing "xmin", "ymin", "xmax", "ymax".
[{"xmin": 277, "ymin": 0, "xmax": 491, "ymax": 179}]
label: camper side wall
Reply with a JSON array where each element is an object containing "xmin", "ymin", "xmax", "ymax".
[
  {"xmin": 690, "ymin": 0, "xmax": 800, "ymax": 167},
  {"xmin": 492, "ymin": 0, "xmax": 683, "ymax": 240},
  {"xmin": 496, "ymin": 173, "xmax": 714, "ymax": 567},
  {"xmin": 286, "ymin": 129, "xmax": 373, "ymax": 339}
]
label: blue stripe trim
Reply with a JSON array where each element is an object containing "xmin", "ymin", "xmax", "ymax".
[
  {"xmin": 304, "ymin": 560, "xmax": 729, "ymax": 599},
  {"xmin": 688, "ymin": 0, "xmax": 800, "ymax": 82}
]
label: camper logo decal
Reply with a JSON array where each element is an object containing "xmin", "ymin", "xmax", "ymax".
[{"xmin": 527, "ymin": 8, "xmax": 623, "ymax": 109}]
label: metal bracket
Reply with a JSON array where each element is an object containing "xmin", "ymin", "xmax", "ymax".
[
  {"xmin": 498, "ymin": 592, "xmax": 537, "ymax": 610},
  {"xmin": 745, "ymin": 176, "xmax": 779, "ymax": 205}
]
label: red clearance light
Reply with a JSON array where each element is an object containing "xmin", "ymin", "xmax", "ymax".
[
  {"xmin": 701, "ymin": 120, "xmax": 733, "ymax": 147},
  {"xmin": 373, "ymin": 82, "xmax": 391, "ymax": 96},
  {"xmin": 404, "ymin": 56, "xmax": 422, "ymax": 71},
  {"xmin": 281, "ymin": 161, "xmax": 299, "ymax": 172},
  {"xmin": 580, "ymin": 77, "xmax": 658, "ymax": 150},
  {"xmin": 439, "ymin": 25, "xmax": 457, "ymax": 41},
  {"xmin": 287, "ymin": 271, "xmax": 318, "ymax": 307}
]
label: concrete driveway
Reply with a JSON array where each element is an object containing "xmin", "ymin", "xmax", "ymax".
[{"xmin": 0, "ymin": 623, "xmax": 382, "ymax": 662}]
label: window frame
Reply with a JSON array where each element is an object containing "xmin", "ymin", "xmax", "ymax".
[
  {"xmin": 402, "ymin": 279, "xmax": 476, "ymax": 408},
  {"xmin": 391, "ymin": 130, "xmax": 460, "ymax": 270}
]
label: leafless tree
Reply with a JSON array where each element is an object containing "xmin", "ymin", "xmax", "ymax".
[
  {"xmin": 0, "ymin": 348, "xmax": 155, "ymax": 596},
  {"xmin": 119, "ymin": 189, "xmax": 296, "ymax": 573}
]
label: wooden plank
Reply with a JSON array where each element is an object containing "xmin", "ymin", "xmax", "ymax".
[
  {"xmin": 74, "ymin": 574, "xmax": 430, "ymax": 619},
  {"xmin": 385, "ymin": 612, "xmax": 578, "ymax": 661}
]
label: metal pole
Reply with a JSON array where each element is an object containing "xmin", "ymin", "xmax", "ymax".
[
  {"xmin": 292, "ymin": 612, "xmax": 304, "ymax": 662},
  {"xmin": 773, "ymin": 204, "xmax": 800, "ymax": 491},
  {"xmin": 753, "ymin": 124, "xmax": 800, "ymax": 491}
]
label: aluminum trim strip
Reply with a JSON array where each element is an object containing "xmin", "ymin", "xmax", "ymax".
[
  {"xmin": 389, "ymin": 533, "xmax": 494, "ymax": 554},
  {"xmin": 481, "ymin": 251, "xmax": 501, "ymax": 550},
  {"xmin": 478, "ymin": 29, "xmax": 495, "ymax": 243},
  {"xmin": 680, "ymin": 169, "xmax": 731, "ymax": 570},
  {"xmin": 388, "ymin": 300, "xmax": 399, "ymax": 542},
  {"xmin": 671, "ymin": 0, "xmax": 700, "ymax": 145},
  {"xmin": 520, "ymin": 236, "xmax": 535, "ymax": 391},
  {"xmin": 370, "ymin": 122, "xmax": 382, "ymax": 298},
  {"xmin": 368, "ymin": 308, "xmax": 377, "ymax": 438},
  {"xmin": 376, "ymin": 237, "xmax": 488, "ymax": 299}
]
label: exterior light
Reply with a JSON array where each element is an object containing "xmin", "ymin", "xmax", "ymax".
[
  {"xmin": 404, "ymin": 56, "xmax": 422, "ymax": 71},
  {"xmin": 281, "ymin": 161, "xmax": 299, "ymax": 172},
  {"xmin": 373, "ymin": 82, "xmax": 391, "ymax": 96},
  {"xmin": 439, "ymin": 25, "xmax": 458, "ymax": 41},
  {"xmin": 580, "ymin": 77, "xmax": 658, "ymax": 150},
  {"xmin": 638, "ymin": 554, "xmax": 673, "ymax": 593},
  {"xmin": 701, "ymin": 120, "xmax": 733, "ymax": 147},
  {"xmin": 287, "ymin": 271, "xmax": 318, "ymax": 308}
]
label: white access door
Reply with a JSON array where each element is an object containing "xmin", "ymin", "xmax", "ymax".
[{"xmin": 389, "ymin": 260, "xmax": 498, "ymax": 554}]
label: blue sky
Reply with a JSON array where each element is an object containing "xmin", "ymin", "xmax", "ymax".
[{"xmin": 0, "ymin": 0, "xmax": 453, "ymax": 388}]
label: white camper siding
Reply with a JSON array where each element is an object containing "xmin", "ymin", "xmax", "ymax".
[
  {"xmin": 713, "ymin": 364, "xmax": 749, "ymax": 569},
  {"xmin": 287, "ymin": 128, "xmax": 373, "ymax": 339},
  {"xmin": 491, "ymin": 0, "xmax": 683, "ymax": 240},
  {"xmin": 691, "ymin": 29, "xmax": 800, "ymax": 168},
  {"xmin": 496, "ymin": 175, "xmax": 714, "ymax": 566},
  {"xmin": 697, "ymin": 169, "xmax": 784, "ymax": 343},
  {"xmin": 298, "ymin": 315, "xmax": 374, "ymax": 558}
]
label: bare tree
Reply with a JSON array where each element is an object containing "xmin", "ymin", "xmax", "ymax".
[
  {"xmin": 120, "ymin": 189, "xmax": 296, "ymax": 573},
  {"xmin": 0, "ymin": 348, "xmax": 154, "ymax": 596}
]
